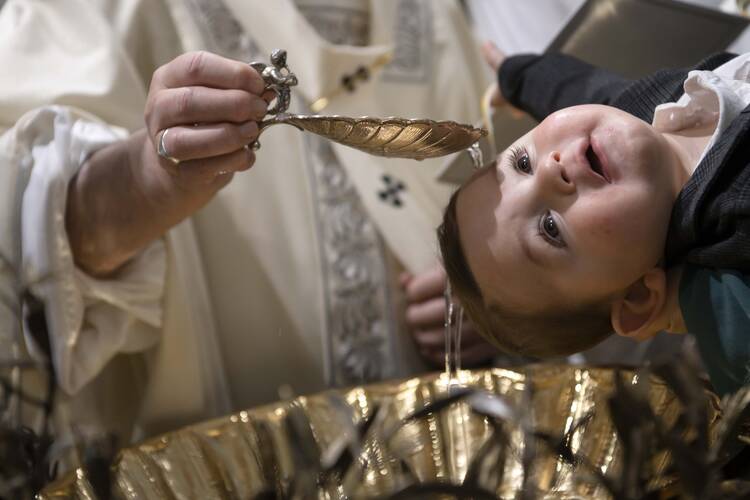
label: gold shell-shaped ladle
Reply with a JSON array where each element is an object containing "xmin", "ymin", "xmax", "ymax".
[
  {"xmin": 257, "ymin": 114, "xmax": 487, "ymax": 160},
  {"xmin": 249, "ymin": 49, "xmax": 486, "ymax": 160}
]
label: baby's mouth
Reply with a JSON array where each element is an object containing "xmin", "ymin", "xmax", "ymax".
[{"xmin": 585, "ymin": 144, "xmax": 609, "ymax": 183}]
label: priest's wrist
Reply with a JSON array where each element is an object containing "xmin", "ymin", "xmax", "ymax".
[{"xmin": 66, "ymin": 129, "xmax": 219, "ymax": 277}]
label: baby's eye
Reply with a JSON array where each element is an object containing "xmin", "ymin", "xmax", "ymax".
[
  {"xmin": 539, "ymin": 212, "xmax": 565, "ymax": 247},
  {"xmin": 515, "ymin": 152, "xmax": 532, "ymax": 174},
  {"xmin": 507, "ymin": 146, "xmax": 532, "ymax": 175}
]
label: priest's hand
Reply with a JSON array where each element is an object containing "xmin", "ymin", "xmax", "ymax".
[
  {"xmin": 66, "ymin": 51, "xmax": 268, "ymax": 277},
  {"xmin": 401, "ymin": 264, "xmax": 498, "ymax": 368},
  {"xmin": 144, "ymin": 51, "xmax": 268, "ymax": 188}
]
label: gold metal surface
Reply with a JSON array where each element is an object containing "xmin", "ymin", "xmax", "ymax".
[
  {"xmin": 38, "ymin": 366, "xmax": 722, "ymax": 499},
  {"xmin": 259, "ymin": 115, "xmax": 487, "ymax": 160}
]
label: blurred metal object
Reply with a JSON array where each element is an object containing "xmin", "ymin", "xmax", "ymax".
[
  {"xmin": 548, "ymin": 0, "xmax": 748, "ymax": 79},
  {"xmin": 38, "ymin": 365, "xmax": 723, "ymax": 499},
  {"xmin": 250, "ymin": 50, "xmax": 486, "ymax": 159}
]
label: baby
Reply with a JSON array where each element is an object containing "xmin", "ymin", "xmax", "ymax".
[{"xmin": 440, "ymin": 45, "xmax": 750, "ymax": 395}]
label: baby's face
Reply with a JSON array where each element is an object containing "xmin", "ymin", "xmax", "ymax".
[{"xmin": 457, "ymin": 104, "xmax": 682, "ymax": 314}]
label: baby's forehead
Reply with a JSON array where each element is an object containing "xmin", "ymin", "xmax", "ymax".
[{"xmin": 464, "ymin": 162, "xmax": 496, "ymax": 184}]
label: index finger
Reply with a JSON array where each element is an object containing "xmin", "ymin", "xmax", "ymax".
[{"xmin": 153, "ymin": 51, "xmax": 265, "ymax": 95}]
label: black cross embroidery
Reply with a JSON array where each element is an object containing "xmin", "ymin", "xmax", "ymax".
[{"xmin": 378, "ymin": 174, "xmax": 406, "ymax": 207}]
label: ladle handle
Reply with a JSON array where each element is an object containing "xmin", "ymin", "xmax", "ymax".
[{"xmin": 248, "ymin": 49, "xmax": 299, "ymax": 150}]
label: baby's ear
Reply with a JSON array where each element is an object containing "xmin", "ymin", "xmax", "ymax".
[{"xmin": 610, "ymin": 268, "xmax": 667, "ymax": 342}]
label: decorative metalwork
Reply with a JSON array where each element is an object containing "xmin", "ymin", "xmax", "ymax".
[
  {"xmin": 249, "ymin": 49, "xmax": 298, "ymax": 115},
  {"xmin": 303, "ymin": 132, "xmax": 396, "ymax": 386},
  {"xmin": 38, "ymin": 365, "xmax": 736, "ymax": 499},
  {"xmin": 249, "ymin": 50, "xmax": 487, "ymax": 159}
]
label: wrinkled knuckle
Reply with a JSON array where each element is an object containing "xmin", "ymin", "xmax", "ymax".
[
  {"xmin": 176, "ymin": 87, "xmax": 194, "ymax": 117},
  {"xmin": 186, "ymin": 51, "xmax": 207, "ymax": 79}
]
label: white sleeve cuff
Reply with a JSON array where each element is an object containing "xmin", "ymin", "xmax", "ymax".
[{"xmin": 16, "ymin": 106, "xmax": 166, "ymax": 394}]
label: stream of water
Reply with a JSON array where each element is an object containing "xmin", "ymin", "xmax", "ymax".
[
  {"xmin": 443, "ymin": 141, "xmax": 483, "ymax": 381},
  {"xmin": 443, "ymin": 282, "xmax": 464, "ymax": 381},
  {"xmin": 441, "ymin": 142, "xmax": 484, "ymax": 480}
]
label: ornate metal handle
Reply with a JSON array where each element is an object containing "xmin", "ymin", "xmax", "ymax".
[{"xmin": 249, "ymin": 49, "xmax": 298, "ymax": 115}]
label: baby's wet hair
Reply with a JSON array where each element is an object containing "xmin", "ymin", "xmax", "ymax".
[{"xmin": 437, "ymin": 186, "xmax": 614, "ymax": 358}]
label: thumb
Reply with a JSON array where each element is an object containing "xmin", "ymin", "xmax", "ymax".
[{"xmin": 481, "ymin": 41, "xmax": 505, "ymax": 72}]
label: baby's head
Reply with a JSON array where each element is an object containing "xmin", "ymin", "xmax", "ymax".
[{"xmin": 439, "ymin": 104, "xmax": 687, "ymax": 357}]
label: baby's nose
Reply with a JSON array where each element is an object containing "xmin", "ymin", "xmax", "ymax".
[{"xmin": 542, "ymin": 151, "xmax": 575, "ymax": 194}]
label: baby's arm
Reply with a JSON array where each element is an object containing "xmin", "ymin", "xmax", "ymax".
[
  {"xmin": 498, "ymin": 52, "xmax": 736, "ymax": 123},
  {"xmin": 499, "ymin": 53, "xmax": 631, "ymax": 122}
]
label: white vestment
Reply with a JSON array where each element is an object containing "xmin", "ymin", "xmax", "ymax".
[{"xmin": 0, "ymin": 0, "xmax": 487, "ymax": 440}]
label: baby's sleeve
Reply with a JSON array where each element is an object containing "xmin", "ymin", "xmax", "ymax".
[
  {"xmin": 498, "ymin": 53, "xmax": 632, "ymax": 121},
  {"xmin": 679, "ymin": 264, "xmax": 750, "ymax": 396},
  {"xmin": 498, "ymin": 52, "xmax": 738, "ymax": 123}
]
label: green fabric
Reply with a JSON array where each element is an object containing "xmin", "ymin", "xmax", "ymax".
[{"xmin": 679, "ymin": 264, "xmax": 750, "ymax": 396}]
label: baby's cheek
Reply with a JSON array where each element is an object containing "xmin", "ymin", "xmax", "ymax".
[
  {"xmin": 589, "ymin": 213, "xmax": 615, "ymax": 238},
  {"xmin": 573, "ymin": 201, "xmax": 616, "ymax": 238},
  {"xmin": 578, "ymin": 205, "xmax": 642, "ymax": 253}
]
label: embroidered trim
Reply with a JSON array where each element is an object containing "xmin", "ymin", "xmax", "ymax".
[
  {"xmin": 183, "ymin": 0, "xmax": 259, "ymax": 60},
  {"xmin": 382, "ymin": 0, "xmax": 433, "ymax": 83},
  {"xmin": 304, "ymin": 131, "xmax": 396, "ymax": 385},
  {"xmin": 296, "ymin": 5, "xmax": 370, "ymax": 46},
  {"xmin": 184, "ymin": 0, "xmax": 397, "ymax": 386}
]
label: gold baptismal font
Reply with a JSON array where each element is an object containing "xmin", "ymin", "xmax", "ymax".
[{"xmin": 39, "ymin": 366, "xmax": 722, "ymax": 499}]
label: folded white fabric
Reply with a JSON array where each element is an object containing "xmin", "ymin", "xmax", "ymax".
[{"xmin": 2, "ymin": 105, "xmax": 166, "ymax": 394}]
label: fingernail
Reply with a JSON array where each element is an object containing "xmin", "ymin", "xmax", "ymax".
[
  {"xmin": 239, "ymin": 121, "xmax": 258, "ymax": 138},
  {"xmin": 251, "ymin": 99, "xmax": 268, "ymax": 119}
]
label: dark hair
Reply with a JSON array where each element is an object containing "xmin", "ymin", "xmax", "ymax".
[{"xmin": 437, "ymin": 186, "xmax": 614, "ymax": 358}]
